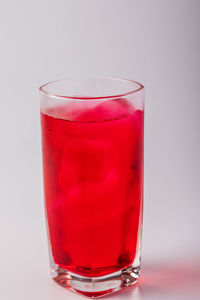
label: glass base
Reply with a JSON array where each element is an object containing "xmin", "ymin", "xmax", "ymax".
[{"xmin": 51, "ymin": 264, "xmax": 140, "ymax": 298}]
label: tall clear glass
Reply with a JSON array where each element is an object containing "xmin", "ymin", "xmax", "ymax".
[{"xmin": 39, "ymin": 77, "xmax": 144, "ymax": 298}]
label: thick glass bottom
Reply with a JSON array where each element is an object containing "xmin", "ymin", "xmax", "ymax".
[{"xmin": 51, "ymin": 264, "xmax": 140, "ymax": 298}]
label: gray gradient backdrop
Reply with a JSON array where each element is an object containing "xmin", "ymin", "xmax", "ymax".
[{"xmin": 0, "ymin": 1, "xmax": 199, "ymax": 300}]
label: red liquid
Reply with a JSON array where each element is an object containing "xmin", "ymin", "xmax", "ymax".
[{"xmin": 41, "ymin": 99, "xmax": 143, "ymax": 277}]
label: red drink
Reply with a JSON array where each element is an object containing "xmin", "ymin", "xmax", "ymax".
[{"xmin": 41, "ymin": 99, "xmax": 144, "ymax": 278}]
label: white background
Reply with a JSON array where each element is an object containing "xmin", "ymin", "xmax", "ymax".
[{"xmin": 0, "ymin": 1, "xmax": 200, "ymax": 299}]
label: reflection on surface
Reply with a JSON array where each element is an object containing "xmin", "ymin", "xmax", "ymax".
[
  {"xmin": 104, "ymin": 258, "xmax": 200, "ymax": 299},
  {"xmin": 140, "ymin": 259, "xmax": 200, "ymax": 295}
]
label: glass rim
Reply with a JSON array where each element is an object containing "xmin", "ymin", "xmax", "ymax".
[{"xmin": 39, "ymin": 77, "xmax": 144, "ymax": 101}]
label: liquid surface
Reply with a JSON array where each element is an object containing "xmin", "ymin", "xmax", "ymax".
[{"xmin": 41, "ymin": 99, "xmax": 144, "ymax": 277}]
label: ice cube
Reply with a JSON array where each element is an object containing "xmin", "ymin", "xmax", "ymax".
[
  {"xmin": 77, "ymin": 98, "xmax": 135, "ymax": 122},
  {"xmin": 95, "ymin": 98, "xmax": 134, "ymax": 120},
  {"xmin": 58, "ymin": 136, "xmax": 115, "ymax": 199}
]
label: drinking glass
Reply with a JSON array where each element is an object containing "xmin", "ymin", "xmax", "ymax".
[{"xmin": 39, "ymin": 77, "xmax": 144, "ymax": 298}]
